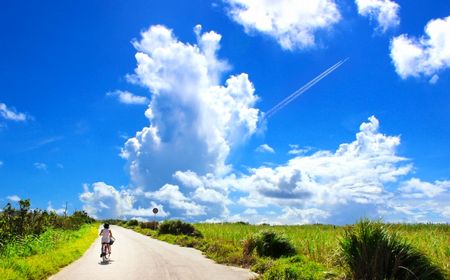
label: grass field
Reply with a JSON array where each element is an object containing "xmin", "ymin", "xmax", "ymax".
[
  {"xmin": 196, "ymin": 224, "xmax": 342, "ymax": 267},
  {"xmin": 0, "ymin": 223, "xmax": 99, "ymax": 280},
  {"xmin": 127, "ymin": 221, "xmax": 449, "ymax": 279},
  {"xmin": 196, "ymin": 223, "xmax": 450, "ymax": 273}
]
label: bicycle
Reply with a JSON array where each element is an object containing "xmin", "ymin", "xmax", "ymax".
[{"xmin": 100, "ymin": 237, "xmax": 115, "ymax": 263}]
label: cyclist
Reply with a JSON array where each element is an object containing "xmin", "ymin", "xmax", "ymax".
[{"xmin": 99, "ymin": 223, "xmax": 113, "ymax": 257}]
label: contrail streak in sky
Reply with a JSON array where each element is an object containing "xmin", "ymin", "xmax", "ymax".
[{"xmin": 262, "ymin": 58, "xmax": 349, "ymax": 120}]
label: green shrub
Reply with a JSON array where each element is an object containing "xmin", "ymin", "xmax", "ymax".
[
  {"xmin": 263, "ymin": 256, "xmax": 327, "ymax": 280},
  {"xmin": 158, "ymin": 220, "xmax": 202, "ymax": 237},
  {"xmin": 140, "ymin": 221, "xmax": 159, "ymax": 230},
  {"xmin": 339, "ymin": 219, "xmax": 446, "ymax": 280},
  {"xmin": 242, "ymin": 234, "xmax": 257, "ymax": 257},
  {"xmin": 0, "ymin": 200, "xmax": 94, "ymax": 253},
  {"xmin": 203, "ymin": 241, "xmax": 235, "ymax": 258},
  {"xmin": 246, "ymin": 230, "xmax": 296, "ymax": 259},
  {"xmin": 127, "ymin": 219, "xmax": 139, "ymax": 227},
  {"xmin": 252, "ymin": 257, "xmax": 274, "ymax": 274}
]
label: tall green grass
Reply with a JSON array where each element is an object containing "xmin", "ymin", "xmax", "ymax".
[
  {"xmin": 196, "ymin": 223, "xmax": 342, "ymax": 267},
  {"xmin": 340, "ymin": 219, "xmax": 446, "ymax": 279},
  {"xmin": 0, "ymin": 223, "xmax": 99, "ymax": 280},
  {"xmin": 195, "ymin": 223, "xmax": 450, "ymax": 275},
  {"xmin": 387, "ymin": 223, "xmax": 450, "ymax": 273}
]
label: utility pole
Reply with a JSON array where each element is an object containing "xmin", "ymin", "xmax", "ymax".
[{"xmin": 64, "ymin": 201, "xmax": 68, "ymax": 217}]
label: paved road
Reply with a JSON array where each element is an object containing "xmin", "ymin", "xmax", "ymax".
[{"xmin": 49, "ymin": 225, "xmax": 256, "ymax": 280}]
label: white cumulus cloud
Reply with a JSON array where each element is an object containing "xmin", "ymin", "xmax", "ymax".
[
  {"xmin": 279, "ymin": 207, "xmax": 331, "ymax": 224},
  {"xmin": 80, "ymin": 182, "xmax": 135, "ymax": 219},
  {"xmin": 122, "ymin": 25, "xmax": 259, "ymax": 188},
  {"xmin": 79, "ymin": 182, "xmax": 171, "ymax": 220},
  {"xmin": 127, "ymin": 203, "xmax": 169, "ymax": 218},
  {"xmin": 107, "ymin": 90, "xmax": 149, "ymax": 105},
  {"xmin": 390, "ymin": 15, "xmax": 450, "ymax": 81},
  {"xmin": 82, "ymin": 114, "xmax": 450, "ymax": 223},
  {"xmin": 79, "ymin": 182, "xmax": 194, "ymax": 219},
  {"xmin": 236, "ymin": 116, "xmax": 410, "ymax": 208},
  {"xmin": 224, "ymin": 0, "xmax": 341, "ymax": 50},
  {"xmin": 144, "ymin": 184, "xmax": 206, "ymax": 216},
  {"xmin": 0, "ymin": 102, "xmax": 28, "ymax": 122},
  {"xmin": 178, "ymin": 116, "xmax": 419, "ymax": 224},
  {"xmin": 79, "ymin": 24, "xmax": 450, "ymax": 224},
  {"xmin": 355, "ymin": 0, "xmax": 400, "ymax": 32},
  {"xmin": 399, "ymin": 178, "xmax": 450, "ymax": 199},
  {"xmin": 383, "ymin": 178, "xmax": 450, "ymax": 222}
]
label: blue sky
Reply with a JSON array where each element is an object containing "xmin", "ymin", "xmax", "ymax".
[{"xmin": 1, "ymin": 0, "xmax": 449, "ymax": 224}]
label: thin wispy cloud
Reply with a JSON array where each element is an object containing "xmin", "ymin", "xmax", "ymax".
[
  {"xmin": 256, "ymin": 144, "xmax": 275, "ymax": 154},
  {"xmin": 0, "ymin": 102, "xmax": 29, "ymax": 122},
  {"xmin": 7, "ymin": 195, "xmax": 21, "ymax": 202},
  {"xmin": 107, "ymin": 90, "xmax": 149, "ymax": 105},
  {"xmin": 73, "ymin": 120, "xmax": 90, "ymax": 135},
  {"xmin": 288, "ymin": 144, "xmax": 312, "ymax": 155},
  {"xmin": 34, "ymin": 162, "xmax": 48, "ymax": 171},
  {"xmin": 429, "ymin": 74, "xmax": 439, "ymax": 85},
  {"xmin": 24, "ymin": 136, "xmax": 64, "ymax": 152}
]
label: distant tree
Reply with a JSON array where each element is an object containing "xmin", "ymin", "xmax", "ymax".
[{"xmin": 0, "ymin": 199, "xmax": 95, "ymax": 252}]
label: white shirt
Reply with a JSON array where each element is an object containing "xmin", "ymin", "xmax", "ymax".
[{"xmin": 101, "ymin": 228, "xmax": 110, "ymax": 243}]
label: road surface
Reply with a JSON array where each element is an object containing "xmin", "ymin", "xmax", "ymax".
[{"xmin": 49, "ymin": 225, "xmax": 256, "ymax": 280}]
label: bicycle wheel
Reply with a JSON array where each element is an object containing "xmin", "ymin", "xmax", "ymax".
[{"xmin": 101, "ymin": 244, "xmax": 108, "ymax": 262}]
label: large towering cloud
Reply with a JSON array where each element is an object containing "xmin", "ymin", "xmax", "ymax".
[
  {"xmin": 390, "ymin": 15, "xmax": 450, "ymax": 82},
  {"xmin": 224, "ymin": 0, "xmax": 341, "ymax": 50},
  {"xmin": 121, "ymin": 25, "xmax": 260, "ymax": 188}
]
